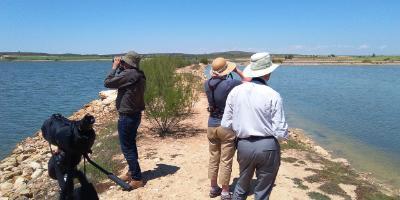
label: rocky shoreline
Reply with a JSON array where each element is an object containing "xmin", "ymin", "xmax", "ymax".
[
  {"xmin": 0, "ymin": 90, "xmax": 118, "ymax": 199},
  {"xmin": 0, "ymin": 65, "xmax": 399, "ymax": 199}
]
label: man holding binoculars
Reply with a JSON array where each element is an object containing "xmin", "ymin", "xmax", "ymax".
[{"xmin": 104, "ymin": 51, "xmax": 146, "ymax": 189}]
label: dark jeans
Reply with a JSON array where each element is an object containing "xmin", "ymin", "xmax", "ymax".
[{"xmin": 118, "ymin": 112, "xmax": 142, "ymax": 180}]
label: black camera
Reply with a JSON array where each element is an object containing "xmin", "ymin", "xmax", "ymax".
[
  {"xmin": 41, "ymin": 114, "xmax": 131, "ymax": 200},
  {"xmin": 42, "ymin": 114, "xmax": 96, "ymax": 156}
]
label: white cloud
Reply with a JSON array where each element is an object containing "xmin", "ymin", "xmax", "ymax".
[
  {"xmin": 289, "ymin": 45, "xmax": 305, "ymax": 50},
  {"xmin": 358, "ymin": 44, "xmax": 369, "ymax": 49},
  {"xmin": 379, "ymin": 45, "xmax": 388, "ymax": 50}
]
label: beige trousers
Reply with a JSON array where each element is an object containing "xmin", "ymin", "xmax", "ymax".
[{"xmin": 207, "ymin": 126, "xmax": 236, "ymax": 185}]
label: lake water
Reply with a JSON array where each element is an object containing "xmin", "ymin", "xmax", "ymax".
[
  {"xmin": 1, "ymin": 62, "xmax": 399, "ymax": 187},
  {"xmin": 0, "ymin": 61, "xmax": 111, "ymax": 159},
  {"xmin": 206, "ymin": 65, "xmax": 400, "ymax": 187}
]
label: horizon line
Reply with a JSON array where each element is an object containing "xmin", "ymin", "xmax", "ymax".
[{"xmin": 1, "ymin": 51, "xmax": 399, "ymax": 57}]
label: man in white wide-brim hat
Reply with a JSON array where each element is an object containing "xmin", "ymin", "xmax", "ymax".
[{"xmin": 221, "ymin": 52, "xmax": 289, "ymax": 200}]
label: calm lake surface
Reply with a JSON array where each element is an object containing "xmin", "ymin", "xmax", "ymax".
[
  {"xmin": 0, "ymin": 62, "xmax": 399, "ymax": 186},
  {"xmin": 0, "ymin": 61, "xmax": 111, "ymax": 159},
  {"xmin": 206, "ymin": 65, "xmax": 400, "ymax": 186}
]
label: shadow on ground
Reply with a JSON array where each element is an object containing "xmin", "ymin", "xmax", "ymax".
[
  {"xmin": 230, "ymin": 177, "xmax": 257, "ymax": 196},
  {"xmin": 142, "ymin": 163, "xmax": 180, "ymax": 181},
  {"xmin": 144, "ymin": 124, "xmax": 206, "ymax": 138},
  {"xmin": 171, "ymin": 124, "xmax": 207, "ymax": 137}
]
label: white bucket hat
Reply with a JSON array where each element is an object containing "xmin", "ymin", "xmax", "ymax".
[{"xmin": 243, "ymin": 52, "xmax": 280, "ymax": 78}]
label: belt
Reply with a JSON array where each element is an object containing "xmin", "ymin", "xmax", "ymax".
[{"xmin": 238, "ymin": 135, "xmax": 276, "ymax": 141}]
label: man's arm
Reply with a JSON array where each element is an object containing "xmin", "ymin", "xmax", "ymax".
[
  {"xmin": 271, "ymin": 95, "xmax": 289, "ymax": 140},
  {"xmin": 221, "ymin": 90, "xmax": 235, "ymax": 129},
  {"xmin": 233, "ymin": 67, "xmax": 252, "ymax": 82},
  {"xmin": 104, "ymin": 69, "xmax": 134, "ymax": 89},
  {"xmin": 104, "ymin": 56, "xmax": 135, "ymax": 89}
]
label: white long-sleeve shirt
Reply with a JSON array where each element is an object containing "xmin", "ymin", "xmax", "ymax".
[{"xmin": 221, "ymin": 81, "xmax": 289, "ymax": 140}]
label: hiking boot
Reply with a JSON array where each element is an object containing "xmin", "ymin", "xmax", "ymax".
[
  {"xmin": 220, "ymin": 192, "xmax": 233, "ymax": 200},
  {"xmin": 120, "ymin": 171, "xmax": 132, "ymax": 182},
  {"xmin": 209, "ymin": 186, "xmax": 222, "ymax": 198},
  {"xmin": 129, "ymin": 180, "xmax": 144, "ymax": 189}
]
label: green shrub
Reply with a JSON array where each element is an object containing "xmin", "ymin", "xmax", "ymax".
[
  {"xmin": 362, "ymin": 59, "xmax": 372, "ymax": 63},
  {"xmin": 199, "ymin": 57, "xmax": 209, "ymax": 64},
  {"xmin": 272, "ymin": 58, "xmax": 284, "ymax": 63},
  {"xmin": 285, "ymin": 55, "xmax": 294, "ymax": 59},
  {"xmin": 3, "ymin": 56, "xmax": 17, "ymax": 61},
  {"xmin": 141, "ymin": 56, "xmax": 200, "ymax": 136}
]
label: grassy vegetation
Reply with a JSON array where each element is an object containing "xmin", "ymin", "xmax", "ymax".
[
  {"xmin": 280, "ymin": 139, "xmax": 309, "ymax": 151},
  {"xmin": 319, "ymin": 182, "xmax": 351, "ymax": 200},
  {"xmin": 308, "ymin": 192, "xmax": 331, "ymax": 200},
  {"xmin": 281, "ymin": 157, "xmax": 298, "ymax": 163},
  {"xmin": 351, "ymin": 55, "xmax": 400, "ymax": 62},
  {"xmin": 304, "ymin": 156, "xmax": 359, "ymax": 185},
  {"xmin": 292, "ymin": 178, "xmax": 309, "ymax": 190},
  {"xmin": 298, "ymin": 160, "xmax": 306, "ymax": 165},
  {"xmin": 280, "ymin": 136, "xmax": 398, "ymax": 199},
  {"xmin": 272, "ymin": 58, "xmax": 284, "ymax": 63},
  {"xmin": 355, "ymin": 185, "xmax": 400, "ymax": 200},
  {"xmin": 1, "ymin": 55, "xmax": 112, "ymax": 61},
  {"xmin": 302, "ymin": 152, "xmax": 398, "ymax": 200},
  {"xmin": 79, "ymin": 121, "xmax": 123, "ymax": 191}
]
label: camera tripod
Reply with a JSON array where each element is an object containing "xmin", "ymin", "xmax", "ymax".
[{"xmin": 52, "ymin": 153, "xmax": 132, "ymax": 200}]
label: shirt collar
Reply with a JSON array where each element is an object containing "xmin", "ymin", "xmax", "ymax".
[{"xmin": 251, "ymin": 77, "xmax": 268, "ymax": 85}]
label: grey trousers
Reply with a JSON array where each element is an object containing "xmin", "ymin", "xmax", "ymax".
[{"xmin": 233, "ymin": 137, "xmax": 281, "ymax": 200}]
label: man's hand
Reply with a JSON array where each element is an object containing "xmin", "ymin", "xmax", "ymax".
[{"xmin": 112, "ymin": 57, "xmax": 121, "ymax": 69}]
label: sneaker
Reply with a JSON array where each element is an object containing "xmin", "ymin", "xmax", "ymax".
[
  {"xmin": 220, "ymin": 192, "xmax": 232, "ymax": 200},
  {"xmin": 129, "ymin": 180, "xmax": 144, "ymax": 189},
  {"xmin": 209, "ymin": 186, "xmax": 222, "ymax": 198},
  {"xmin": 120, "ymin": 171, "xmax": 132, "ymax": 182}
]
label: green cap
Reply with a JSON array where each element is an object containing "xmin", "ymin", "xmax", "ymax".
[{"xmin": 122, "ymin": 51, "xmax": 141, "ymax": 67}]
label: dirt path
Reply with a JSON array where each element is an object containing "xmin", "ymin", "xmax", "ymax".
[{"xmin": 99, "ymin": 93, "xmax": 361, "ymax": 200}]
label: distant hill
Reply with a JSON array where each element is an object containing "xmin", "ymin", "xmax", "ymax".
[
  {"xmin": 0, "ymin": 51, "xmax": 256, "ymax": 61},
  {"xmin": 1, "ymin": 51, "xmax": 399, "ymax": 64},
  {"xmin": 0, "ymin": 51, "xmax": 253, "ymax": 57}
]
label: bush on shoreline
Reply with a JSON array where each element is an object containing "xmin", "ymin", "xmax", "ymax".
[
  {"xmin": 141, "ymin": 56, "xmax": 200, "ymax": 136},
  {"xmin": 199, "ymin": 57, "xmax": 209, "ymax": 64}
]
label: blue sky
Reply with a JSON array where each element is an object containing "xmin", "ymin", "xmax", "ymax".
[{"xmin": 0, "ymin": 0, "xmax": 399, "ymax": 55}]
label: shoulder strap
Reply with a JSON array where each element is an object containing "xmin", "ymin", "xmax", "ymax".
[{"xmin": 207, "ymin": 77, "xmax": 225, "ymax": 108}]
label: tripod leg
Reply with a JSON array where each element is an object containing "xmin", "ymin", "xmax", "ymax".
[
  {"xmin": 60, "ymin": 170, "xmax": 74, "ymax": 200},
  {"xmin": 74, "ymin": 170, "xmax": 99, "ymax": 200}
]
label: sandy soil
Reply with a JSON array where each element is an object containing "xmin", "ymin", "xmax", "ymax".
[{"xmin": 99, "ymin": 93, "xmax": 359, "ymax": 200}]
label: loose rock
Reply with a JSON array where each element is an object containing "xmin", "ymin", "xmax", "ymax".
[
  {"xmin": 30, "ymin": 169, "xmax": 43, "ymax": 180},
  {"xmin": 0, "ymin": 181, "xmax": 13, "ymax": 192},
  {"xmin": 28, "ymin": 162, "xmax": 41, "ymax": 170}
]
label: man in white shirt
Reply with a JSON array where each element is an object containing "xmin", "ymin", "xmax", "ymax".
[{"xmin": 221, "ymin": 52, "xmax": 288, "ymax": 200}]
